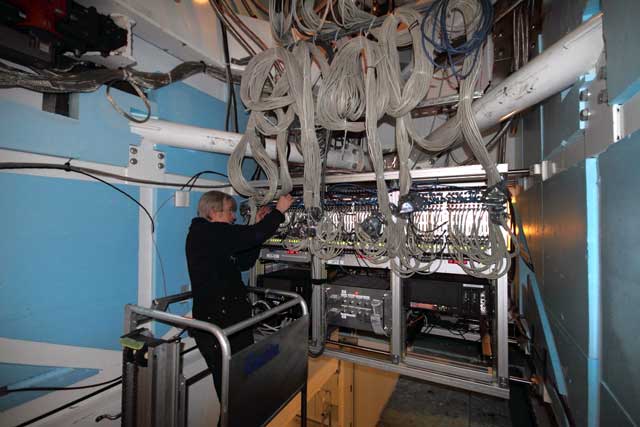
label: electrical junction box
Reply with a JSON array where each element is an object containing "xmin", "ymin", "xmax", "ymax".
[{"xmin": 174, "ymin": 191, "xmax": 190, "ymax": 208}]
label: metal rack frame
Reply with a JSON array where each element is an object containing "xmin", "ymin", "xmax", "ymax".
[{"xmin": 254, "ymin": 164, "xmax": 511, "ymax": 399}]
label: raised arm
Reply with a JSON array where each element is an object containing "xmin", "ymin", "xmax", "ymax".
[{"xmin": 223, "ymin": 195, "xmax": 293, "ymax": 253}]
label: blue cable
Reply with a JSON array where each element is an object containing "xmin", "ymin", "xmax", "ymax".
[{"xmin": 420, "ymin": 0, "xmax": 493, "ymax": 80}]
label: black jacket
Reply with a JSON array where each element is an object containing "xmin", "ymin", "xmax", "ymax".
[{"xmin": 185, "ymin": 210, "xmax": 284, "ymax": 325}]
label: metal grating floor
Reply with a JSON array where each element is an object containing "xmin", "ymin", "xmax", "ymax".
[{"xmin": 377, "ymin": 376, "xmax": 513, "ymax": 427}]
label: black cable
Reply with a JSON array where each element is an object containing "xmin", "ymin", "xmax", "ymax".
[
  {"xmin": 181, "ymin": 170, "xmax": 229, "ymax": 191},
  {"xmin": 12, "ymin": 345, "xmax": 205, "ymax": 427},
  {"xmin": 15, "ymin": 381, "xmax": 122, "ymax": 427},
  {"xmin": 0, "ymin": 59, "xmax": 235, "ymax": 94},
  {"xmin": 4, "ymin": 376, "xmax": 121, "ymax": 393},
  {"xmin": 75, "ymin": 169, "xmax": 156, "ymax": 233},
  {"xmin": 0, "ymin": 163, "xmax": 156, "ymax": 233},
  {"xmin": 420, "ymin": 0, "xmax": 494, "ymax": 80},
  {"xmin": 152, "ymin": 168, "xmax": 231, "ymax": 299},
  {"xmin": 152, "ymin": 236, "xmax": 169, "ymax": 300},
  {"xmin": 0, "ymin": 161, "xmax": 232, "ymax": 189},
  {"xmin": 3, "ymin": 163, "xmax": 230, "ymax": 304},
  {"xmin": 221, "ymin": 18, "xmax": 239, "ymax": 133}
]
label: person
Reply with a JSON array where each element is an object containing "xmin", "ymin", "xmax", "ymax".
[{"xmin": 185, "ymin": 190, "xmax": 293, "ymax": 407}]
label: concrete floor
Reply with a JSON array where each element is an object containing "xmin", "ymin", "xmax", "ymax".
[{"xmin": 377, "ymin": 377, "xmax": 512, "ymax": 427}]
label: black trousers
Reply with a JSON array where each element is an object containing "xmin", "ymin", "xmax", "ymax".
[
  {"xmin": 193, "ymin": 327, "xmax": 254, "ymax": 400},
  {"xmin": 193, "ymin": 298, "xmax": 254, "ymax": 412}
]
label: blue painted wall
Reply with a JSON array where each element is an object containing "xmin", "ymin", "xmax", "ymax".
[
  {"xmin": 0, "ymin": 173, "xmax": 139, "ymax": 349},
  {"xmin": 0, "ymin": 73, "xmax": 249, "ymax": 413},
  {"xmin": 0, "ymin": 87, "xmax": 146, "ymax": 166}
]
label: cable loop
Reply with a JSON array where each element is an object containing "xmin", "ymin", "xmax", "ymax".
[{"xmin": 105, "ymin": 78, "xmax": 152, "ymax": 124}]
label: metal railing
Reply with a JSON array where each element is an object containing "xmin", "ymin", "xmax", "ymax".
[{"xmin": 124, "ymin": 288, "xmax": 308, "ymax": 427}]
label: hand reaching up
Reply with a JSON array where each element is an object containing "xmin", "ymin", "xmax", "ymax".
[
  {"xmin": 275, "ymin": 194, "xmax": 293, "ymax": 213},
  {"xmin": 256, "ymin": 205, "xmax": 271, "ymax": 222}
]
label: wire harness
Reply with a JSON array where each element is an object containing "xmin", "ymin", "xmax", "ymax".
[{"xmin": 231, "ymin": 0, "xmax": 514, "ymax": 278}]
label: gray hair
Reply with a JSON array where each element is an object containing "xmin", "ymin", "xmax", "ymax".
[{"xmin": 197, "ymin": 191, "xmax": 236, "ymax": 219}]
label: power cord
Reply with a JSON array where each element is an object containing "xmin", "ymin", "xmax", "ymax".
[
  {"xmin": 151, "ymin": 169, "xmax": 229, "ymax": 298},
  {"xmin": 420, "ymin": 0, "xmax": 494, "ymax": 80},
  {"xmin": 1, "ymin": 377, "xmax": 121, "ymax": 396},
  {"xmin": 0, "ymin": 162, "xmax": 156, "ymax": 233}
]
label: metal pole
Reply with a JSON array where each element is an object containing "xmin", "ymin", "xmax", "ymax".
[
  {"xmin": 496, "ymin": 274, "xmax": 509, "ymax": 388},
  {"xmin": 310, "ymin": 256, "xmax": 327, "ymax": 352},
  {"xmin": 130, "ymin": 119, "xmax": 366, "ymax": 171},
  {"xmin": 390, "ymin": 264, "xmax": 403, "ymax": 364},
  {"xmin": 250, "ymin": 163, "xmax": 511, "ymax": 188},
  {"xmin": 219, "ymin": 352, "xmax": 231, "ymax": 427},
  {"xmin": 300, "ymin": 384, "xmax": 307, "ymax": 427}
]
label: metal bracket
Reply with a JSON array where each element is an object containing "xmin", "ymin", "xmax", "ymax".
[
  {"xmin": 582, "ymin": 55, "xmax": 615, "ymax": 157},
  {"xmin": 541, "ymin": 160, "xmax": 557, "ymax": 181},
  {"xmin": 128, "ymin": 141, "xmax": 166, "ymax": 182},
  {"xmin": 132, "ymin": 312, "xmax": 150, "ymax": 329}
]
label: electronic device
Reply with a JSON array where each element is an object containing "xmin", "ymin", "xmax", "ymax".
[
  {"xmin": 256, "ymin": 268, "xmax": 312, "ymax": 309},
  {"xmin": 404, "ymin": 274, "xmax": 491, "ymax": 318},
  {"xmin": 323, "ymin": 275, "xmax": 391, "ymax": 336},
  {"xmin": 1, "ymin": 0, "xmax": 129, "ymax": 68}
]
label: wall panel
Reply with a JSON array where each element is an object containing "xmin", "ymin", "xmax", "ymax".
[
  {"xmin": 541, "ymin": 163, "xmax": 589, "ymax": 354},
  {"xmin": 598, "ymin": 131, "xmax": 640, "ymax": 425},
  {"xmin": 602, "ymin": 0, "xmax": 640, "ymax": 104}
]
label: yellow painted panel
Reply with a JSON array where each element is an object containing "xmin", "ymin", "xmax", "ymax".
[
  {"xmin": 353, "ymin": 365, "xmax": 399, "ymax": 427},
  {"xmin": 268, "ymin": 356, "xmax": 339, "ymax": 427}
]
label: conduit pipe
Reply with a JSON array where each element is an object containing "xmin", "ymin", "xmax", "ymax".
[
  {"xmin": 412, "ymin": 13, "xmax": 604, "ymax": 166},
  {"xmin": 130, "ymin": 119, "xmax": 368, "ymax": 171}
]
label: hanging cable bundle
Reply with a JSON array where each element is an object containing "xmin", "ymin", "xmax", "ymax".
[
  {"xmin": 420, "ymin": 0, "xmax": 493, "ymax": 80},
  {"xmin": 229, "ymin": 42, "xmax": 329, "ymax": 209},
  {"xmin": 229, "ymin": 49, "xmax": 293, "ymax": 204},
  {"xmin": 293, "ymin": 0, "xmax": 338, "ymax": 37},
  {"xmin": 379, "ymin": 7, "xmax": 433, "ymax": 196},
  {"xmin": 334, "ymin": 0, "xmax": 377, "ymax": 29},
  {"xmin": 315, "ymin": 38, "xmax": 368, "ymax": 133},
  {"xmin": 229, "ymin": 0, "xmax": 517, "ymax": 278},
  {"xmin": 286, "ymin": 43, "xmax": 328, "ymax": 208},
  {"xmin": 269, "ymin": 0, "xmax": 295, "ymax": 45}
]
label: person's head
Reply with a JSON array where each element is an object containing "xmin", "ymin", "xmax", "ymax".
[{"xmin": 198, "ymin": 191, "xmax": 237, "ymax": 224}]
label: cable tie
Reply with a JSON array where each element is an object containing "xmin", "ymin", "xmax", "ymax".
[
  {"xmin": 200, "ymin": 61, "xmax": 208, "ymax": 74},
  {"xmin": 64, "ymin": 159, "xmax": 73, "ymax": 172}
]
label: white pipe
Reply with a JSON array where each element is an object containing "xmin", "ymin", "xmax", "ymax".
[
  {"xmin": 413, "ymin": 13, "xmax": 604, "ymax": 165},
  {"xmin": 130, "ymin": 119, "xmax": 366, "ymax": 171}
]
